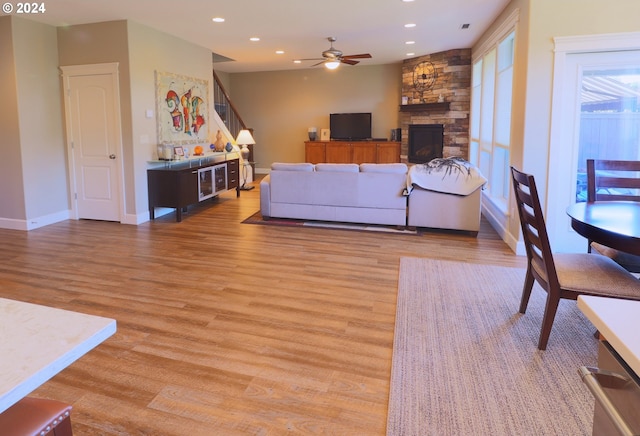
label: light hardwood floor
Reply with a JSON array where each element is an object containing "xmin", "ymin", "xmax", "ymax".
[{"xmin": 0, "ymin": 183, "xmax": 525, "ymax": 435}]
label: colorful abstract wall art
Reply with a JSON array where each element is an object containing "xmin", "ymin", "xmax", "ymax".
[{"xmin": 156, "ymin": 71, "xmax": 209, "ymax": 145}]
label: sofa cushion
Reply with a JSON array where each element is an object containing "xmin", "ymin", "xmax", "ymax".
[
  {"xmin": 271, "ymin": 162, "xmax": 314, "ymax": 172},
  {"xmin": 315, "ymin": 163, "xmax": 360, "ymax": 173},
  {"xmin": 360, "ymin": 163, "xmax": 408, "ymax": 174},
  {"xmin": 270, "ymin": 170, "xmax": 359, "ymax": 206}
]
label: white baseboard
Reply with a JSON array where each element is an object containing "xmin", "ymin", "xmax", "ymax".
[
  {"xmin": 0, "ymin": 210, "xmax": 71, "ymax": 231},
  {"xmin": 122, "ymin": 211, "xmax": 150, "ymax": 225},
  {"xmin": 480, "ymin": 200, "xmax": 524, "ymax": 256}
]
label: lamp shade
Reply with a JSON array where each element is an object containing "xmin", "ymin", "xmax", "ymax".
[{"xmin": 236, "ymin": 129, "xmax": 255, "ymax": 145}]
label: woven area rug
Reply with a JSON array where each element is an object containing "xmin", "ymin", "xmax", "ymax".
[
  {"xmin": 242, "ymin": 211, "xmax": 419, "ymax": 235},
  {"xmin": 387, "ymin": 258, "xmax": 597, "ymax": 436}
]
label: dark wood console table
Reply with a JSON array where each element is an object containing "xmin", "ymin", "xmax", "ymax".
[{"xmin": 148, "ymin": 154, "xmax": 239, "ymax": 222}]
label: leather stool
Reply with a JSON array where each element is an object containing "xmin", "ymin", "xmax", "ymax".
[{"xmin": 0, "ymin": 397, "xmax": 72, "ymax": 436}]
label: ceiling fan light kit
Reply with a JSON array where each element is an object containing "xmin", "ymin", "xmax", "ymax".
[
  {"xmin": 325, "ymin": 61, "xmax": 340, "ymax": 70},
  {"xmin": 302, "ymin": 37, "xmax": 372, "ymax": 69}
]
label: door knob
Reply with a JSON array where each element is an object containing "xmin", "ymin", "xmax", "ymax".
[{"xmin": 109, "ymin": 154, "xmax": 116, "ymax": 159}]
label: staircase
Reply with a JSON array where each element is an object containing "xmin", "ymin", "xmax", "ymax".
[
  {"xmin": 213, "ymin": 69, "xmax": 247, "ymax": 140},
  {"xmin": 213, "ymin": 69, "xmax": 254, "ymax": 178}
]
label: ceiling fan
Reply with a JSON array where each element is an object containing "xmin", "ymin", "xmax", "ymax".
[{"xmin": 300, "ymin": 37, "xmax": 372, "ymax": 69}]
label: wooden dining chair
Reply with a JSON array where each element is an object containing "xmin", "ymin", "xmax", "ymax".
[
  {"xmin": 510, "ymin": 167, "xmax": 640, "ymax": 350},
  {"xmin": 586, "ymin": 158, "xmax": 640, "ymax": 272}
]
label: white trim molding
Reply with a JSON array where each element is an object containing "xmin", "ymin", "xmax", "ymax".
[
  {"xmin": 473, "ymin": 8, "xmax": 520, "ymax": 61},
  {"xmin": 554, "ymin": 31, "xmax": 640, "ymax": 54},
  {"xmin": 60, "ymin": 62, "xmax": 125, "ymax": 224}
]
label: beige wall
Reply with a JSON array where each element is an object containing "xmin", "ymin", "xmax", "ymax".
[
  {"xmin": 127, "ymin": 21, "xmax": 226, "ymax": 217},
  {"xmin": 57, "ymin": 20, "xmax": 228, "ymax": 221},
  {"xmin": 57, "ymin": 20, "xmax": 136, "ymax": 216},
  {"xmin": 0, "ymin": 16, "xmax": 25, "ymax": 222},
  {"xmin": 228, "ymin": 64, "xmax": 402, "ymax": 170},
  {"xmin": 473, "ymin": 0, "xmax": 640, "ymax": 251},
  {"xmin": 15, "ymin": 18, "xmax": 68, "ymax": 222},
  {"xmin": 214, "ymin": 68, "xmax": 232, "ymax": 94},
  {"xmin": 0, "ymin": 16, "xmax": 66, "ymax": 228}
]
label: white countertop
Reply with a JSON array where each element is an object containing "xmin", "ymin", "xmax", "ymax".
[
  {"xmin": 0, "ymin": 298, "xmax": 116, "ymax": 413},
  {"xmin": 577, "ymin": 295, "xmax": 640, "ymax": 376}
]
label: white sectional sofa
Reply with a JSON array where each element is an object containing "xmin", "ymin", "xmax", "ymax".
[
  {"xmin": 260, "ymin": 162, "xmax": 408, "ymax": 226},
  {"xmin": 259, "ymin": 158, "xmax": 486, "ymax": 233}
]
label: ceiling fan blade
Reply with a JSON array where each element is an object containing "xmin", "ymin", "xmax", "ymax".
[
  {"xmin": 342, "ymin": 53, "xmax": 372, "ymax": 59},
  {"xmin": 310, "ymin": 61, "xmax": 326, "ymax": 67},
  {"xmin": 298, "ymin": 58, "xmax": 325, "ymax": 61},
  {"xmin": 341, "ymin": 59, "xmax": 359, "ymax": 65}
]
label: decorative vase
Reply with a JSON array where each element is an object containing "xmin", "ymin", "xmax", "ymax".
[
  {"xmin": 214, "ymin": 130, "xmax": 225, "ymax": 152},
  {"xmin": 308, "ymin": 127, "xmax": 317, "ymax": 141},
  {"xmin": 225, "ymin": 142, "xmax": 233, "ymax": 152}
]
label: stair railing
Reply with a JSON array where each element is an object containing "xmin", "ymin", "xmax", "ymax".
[
  {"xmin": 213, "ymin": 69, "xmax": 247, "ymax": 140},
  {"xmin": 212, "ymin": 69, "xmax": 254, "ymax": 177}
]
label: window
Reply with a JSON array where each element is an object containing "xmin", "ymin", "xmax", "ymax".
[{"xmin": 471, "ymin": 27, "xmax": 516, "ymax": 211}]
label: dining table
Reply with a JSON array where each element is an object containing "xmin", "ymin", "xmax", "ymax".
[
  {"xmin": 566, "ymin": 200, "xmax": 640, "ymax": 256},
  {"xmin": 0, "ymin": 297, "xmax": 116, "ymax": 414}
]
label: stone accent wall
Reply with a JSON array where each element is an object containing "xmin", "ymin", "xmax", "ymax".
[{"xmin": 400, "ymin": 49, "xmax": 471, "ymax": 160}]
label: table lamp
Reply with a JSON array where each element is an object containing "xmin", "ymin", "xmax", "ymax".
[{"xmin": 236, "ymin": 129, "xmax": 256, "ymax": 190}]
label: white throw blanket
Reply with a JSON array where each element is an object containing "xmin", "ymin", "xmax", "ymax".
[{"xmin": 405, "ymin": 157, "xmax": 487, "ymax": 196}]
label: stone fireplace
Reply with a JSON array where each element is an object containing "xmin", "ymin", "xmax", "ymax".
[{"xmin": 399, "ymin": 49, "xmax": 471, "ymax": 161}]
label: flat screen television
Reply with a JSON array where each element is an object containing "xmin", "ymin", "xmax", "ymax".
[{"xmin": 330, "ymin": 112, "xmax": 372, "ymax": 141}]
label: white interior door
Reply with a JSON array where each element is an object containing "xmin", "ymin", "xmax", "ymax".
[
  {"xmin": 62, "ymin": 63, "xmax": 123, "ymax": 222},
  {"xmin": 547, "ymin": 44, "xmax": 640, "ymax": 253}
]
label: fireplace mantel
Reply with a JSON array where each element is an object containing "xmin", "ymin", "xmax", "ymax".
[{"xmin": 399, "ymin": 102, "xmax": 450, "ymax": 113}]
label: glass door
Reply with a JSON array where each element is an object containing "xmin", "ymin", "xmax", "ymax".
[
  {"xmin": 575, "ymin": 69, "xmax": 640, "ymax": 202},
  {"xmin": 548, "ymin": 49, "xmax": 640, "ymax": 252},
  {"xmin": 213, "ymin": 164, "xmax": 227, "ymax": 193},
  {"xmin": 198, "ymin": 167, "xmax": 214, "ymax": 200}
]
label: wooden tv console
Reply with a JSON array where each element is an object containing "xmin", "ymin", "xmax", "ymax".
[{"xmin": 304, "ymin": 141, "xmax": 400, "ymax": 164}]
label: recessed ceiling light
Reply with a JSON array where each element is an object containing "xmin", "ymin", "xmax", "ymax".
[
  {"xmin": 293, "ymin": 60, "xmax": 302, "ymax": 64},
  {"xmin": 402, "ymin": 0, "xmax": 415, "ymax": 2},
  {"xmin": 276, "ymin": 50, "xmax": 285, "ymax": 54},
  {"xmin": 404, "ymin": 23, "xmax": 416, "ymax": 28},
  {"xmin": 405, "ymin": 41, "xmax": 415, "ymax": 45},
  {"xmin": 406, "ymin": 52, "xmax": 415, "ymax": 56},
  {"xmin": 212, "ymin": 17, "xmax": 225, "ymax": 23},
  {"xmin": 250, "ymin": 37, "xmax": 260, "ymax": 42}
]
